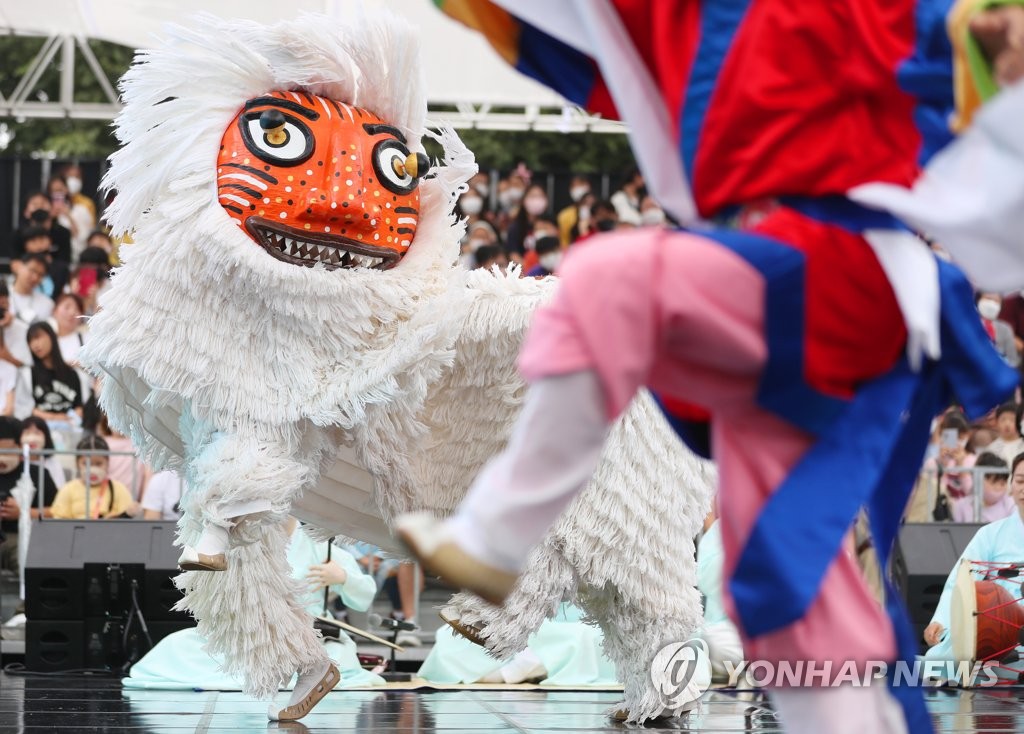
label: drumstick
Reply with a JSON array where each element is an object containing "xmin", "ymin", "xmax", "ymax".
[{"xmin": 316, "ymin": 614, "xmax": 406, "ymax": 652}]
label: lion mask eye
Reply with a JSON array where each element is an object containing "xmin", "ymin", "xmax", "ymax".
[{"xmin": 240, "ymin": 109, "xmax": 314, "ymax": 166}]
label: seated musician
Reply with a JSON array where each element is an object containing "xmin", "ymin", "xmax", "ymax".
[
  {"xmin": 922, "ymin": 452, "xmax": 1024, "ymax": 679},
  {"xmin": 123, "ymin": 517, "xmax": 386, "ymax": 707}
]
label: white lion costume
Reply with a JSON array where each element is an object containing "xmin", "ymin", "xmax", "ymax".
[{"xmin": 80, "ymin": 12, "xmax": 714, "ymax": 723}]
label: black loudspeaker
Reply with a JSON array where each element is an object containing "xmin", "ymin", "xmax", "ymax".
[
  {"xmin": 891, "ymin": 522, "xmax": 983, "ymax": 653},
  {"xmin": 24, "ymin": 620, "xmax": 83, "ymax": 671},
  {"xmin": 25, "ymin": 520, "xmax": 189, "ymax": 621},
  {"xmin": 24, "ymin": 520, "xmax": 194, "ymax": 672}
]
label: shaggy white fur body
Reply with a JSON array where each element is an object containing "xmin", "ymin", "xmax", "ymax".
[{"xmin": 80, "ymin": 12, "xmax": 713, "ymax": 723}]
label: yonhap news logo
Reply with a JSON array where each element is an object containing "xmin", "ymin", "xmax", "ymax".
[
  {"xmin": 650, "ymin": 639, "xmax": 710, "ymax": 708},
  {"xmin": 651, "ymin": 638, "xmax": 1004, "ymax": 695}
]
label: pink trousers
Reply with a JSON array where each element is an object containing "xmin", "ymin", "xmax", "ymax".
[{"xmin": 514, "ymin": 228, "xmax": 897, "ymax": 668}]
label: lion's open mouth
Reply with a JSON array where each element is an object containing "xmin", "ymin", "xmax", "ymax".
[{"xmin": 245, "ymin": 217, "xmax": 400, "ymax": 271}]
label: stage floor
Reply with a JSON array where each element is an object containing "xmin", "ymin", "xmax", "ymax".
[{"xmin": 1, "ymin": 673, "xmax": 1023, "ymax": 733}]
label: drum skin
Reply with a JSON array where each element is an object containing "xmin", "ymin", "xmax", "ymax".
[{"xmin": 974, "ymin": 580, "xmax": 1024, "ymax": 661}]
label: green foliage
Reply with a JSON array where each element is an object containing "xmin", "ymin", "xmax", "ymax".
[
  {"xmin": 0, "ymin": 36, "xmax": 130, "ymax": 158},
  {"xmin": 0, "ymin": 34, "xmax": 635, "ymax": 172},
  {"xmin": 451, "ymin": 128, "xmax": 635, "ymax": 174}
]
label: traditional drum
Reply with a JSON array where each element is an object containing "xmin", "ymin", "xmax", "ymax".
[{"xmin": 950, "ymin": 560, "xmax": 1024, "ymax": 678}]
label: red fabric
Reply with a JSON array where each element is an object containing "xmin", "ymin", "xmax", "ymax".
[
  {"xmin": 611, "ymin": 0, "xmax": 701, "ymax": 134},
  {"xmin": 584, "ymin": 71, "xmax": 620, "ymax": 120},
  {"xmin": 983, "ymin": 319, "xmax": 997, "ymax": 342},
  {"xmin": 752, "ymin": 207, "xmax": 907, "ymax": 400},
  {"xmin": 660, "ymin": 395, "xmax": 712, "ymax": 422},
  {"xmin": 691, "ymin": 1, "xmax": 922, "ymax": 216}
]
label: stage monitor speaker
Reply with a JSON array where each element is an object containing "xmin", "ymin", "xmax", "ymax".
[
  {"xmin": 24, "ymin": 620, "xmax": 83, "ymax": 672},
  {"xmin": 891, "ymin": 522, "xmax": 983, "ymax": 654},
  {"xmin": 25, "ymin": 520, "xmax": 188, "ymax": 622},
  {"xmin": 24, "ymin": 520, "xmax": 194, "ymax": 672}
]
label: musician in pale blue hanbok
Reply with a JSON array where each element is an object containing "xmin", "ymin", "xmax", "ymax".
[
  {"xmin": 124, "ymin": 519, "xmax": 385, "ymax": 691},
  {"xmin": 923, "ymin": 477, "xmax": 1024, "ymax": 684}
]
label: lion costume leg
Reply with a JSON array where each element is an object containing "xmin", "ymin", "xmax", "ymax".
[{"xmin": 173, "ymin": 426, "xmax": 336, "ymax": 713}]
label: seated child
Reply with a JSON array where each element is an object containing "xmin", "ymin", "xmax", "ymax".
[{"xmin": 50, "ymin": 434, "xmax": 137, "ymax": 519}]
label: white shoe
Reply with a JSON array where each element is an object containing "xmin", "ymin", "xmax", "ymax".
[
  {"xmin": 267, "ymin": 663, "xmax": 339, "ymax": 721},
  {"xmin": 177, "ymin": 546, "xmax": 227, "ymax": 572},
  {"xmin": 1, "ymin": 613, "xmax": 26, "ymax": 641},
  {"xmin": 396, "ymin": 630, "xmax": 422, "ymax": 647}
]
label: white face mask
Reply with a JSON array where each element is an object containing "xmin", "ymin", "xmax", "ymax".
[
  {"xmin": 66, "ymin": 176, "xmax": 83, "ymax": 195},
  {"xmin": 524, "ymin": 196, "xmax": 548, "ymax": 216},
  {"xmin": 641, "ymin": 208, "xmax": 666, "ymax": 226},
  {"xmin": 498, "ymin": 188, "xmax": 522, "ymax": 210},
  {"xmin": 467, "ymin": 237, "xmax": 490, "ymax": 252},
  {"xmin": 978, "ymin": 298, "xmax": 1001, "ymax": 322},
  {"xmin": 570, "ymin": 185, "xmax": 590, "ymax": 203},
  {"xmin": 539, "ymin": 252, "xmax": 563, "ymax": 272},
  {"xmin": 85, "ymin": 466, "xmax": 108, "ymax": 486},
  {"xmin": 474, "ymin": 182, "xmax": 489, "ymax": 198},
  {"xmin": 460, "ymin": 196, "xmax": 483, "ymax": 215}
]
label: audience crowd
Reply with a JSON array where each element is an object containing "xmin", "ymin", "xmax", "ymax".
[{"xmin": 0, "ymin": 162, "xmax": 1022, "ymax": 657}]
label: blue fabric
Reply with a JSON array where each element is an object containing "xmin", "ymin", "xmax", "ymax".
[
  {"xmin": 672, "ymin": 202, "xmax": 1016, "ymax": 734},
  {"xmin": 680, "ymin": 1, "xmax": 752, "ymax": 181},
  {"xmin": 722, "ymin": 247, "xmax": 1014, "ymax": 734},
  {"xmin": 652, "ymin": 393, "xmax": 712, "ymax": 459},
  {"xmin": 694, "ymin": 226, "xmax": 848, "ymax": 436},
  {"xmin": 777, "ymin": 195, "xmax": 909, "ymax": 234},
  {"xmin": 896, "ymin": 0, "xmax": 957, "ymax": 165},
  {"xmin": 516, "ymin": 22, "xmax": 596, "ymax": 107}
]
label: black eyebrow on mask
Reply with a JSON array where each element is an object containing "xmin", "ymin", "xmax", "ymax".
[
  {"xmin": 244, "ymin": 96, "xmax": 320, "ymax": 121},
  {"xmin": 362, "ymin": 123, "xmax": 406, "ymax": 144}
]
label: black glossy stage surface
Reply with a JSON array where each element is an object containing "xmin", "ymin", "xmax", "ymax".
[{"xmin": 2, "ymin": 673, "xmax": 1024, "ymax": 733}]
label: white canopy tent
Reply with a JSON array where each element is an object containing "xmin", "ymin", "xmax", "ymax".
[{"xmin": 0, "ymin": 0, "xmax": 625, "ymax": 132}]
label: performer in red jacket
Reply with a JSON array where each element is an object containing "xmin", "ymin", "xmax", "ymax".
[{"xmin": 401, "ymin": 2, "xmax": 1024, "ymax": 733}]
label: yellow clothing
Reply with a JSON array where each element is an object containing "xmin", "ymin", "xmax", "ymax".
[
  {"xmin": 948, "ymin": 0, "xmax": 1024, "ymax": 131},
  {"xmin": 557, "ymin": 205, "xmax": 578, "ymax": 246},
  {"xmin": 51, "ymin": 478, "xmax": 134, "ymax": 519}
]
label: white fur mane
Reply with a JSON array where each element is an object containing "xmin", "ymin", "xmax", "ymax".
[{"xmin": 84, "ymin": 12, "xmax": 478, "ymax": 440}]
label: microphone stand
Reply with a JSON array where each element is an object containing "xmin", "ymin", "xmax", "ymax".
[
  {"xmin": 383, "ymin": 621, "xmax": 413, "ymax": 682},
  {"xmin": 323, "ymin": 539, "xmax": 332, "ymax": 619}
]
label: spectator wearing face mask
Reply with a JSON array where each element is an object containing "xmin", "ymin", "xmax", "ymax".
[
  {"xmin": 998, "ymin": 291, "xmax": 1024, "ymax": 362},
  {"xmin": 60, "ymin": 164, "xmax": 97, "ymax": 262},
  {"xmin": 50, "ymin": 434, "xmax": 137, "ymax": 520},
  {"xmin": 639, "ymin": 195, "xmax": 667, "ymax": 227},
  {"xmin": 458, "ymin": 189, "xmax": 487, "ymax": 225},
  {"xmin": 9, "ymin": 192, "xmax": 72, "ymax": 265},
  {"xmin": 506, "ymin": 184, "xmax": 551, "ymax": 259},
  {"xmin": 978, "ymin": 292, "xmax": 1020, "ymax": 367},
  {"xmin": 610, "ymin": 169, "xmax": 644, "ymax": 226},
  {"xmin": 520, "ymin": 217, "xmax": 558, "ymax": 273},
  {"xmin": 573, "ymin": 200, "xmax": 619, "ymax": 246},
  {"xmin": 526, "ymin": 237, "xmax": 563, "ymax": 278},
  {"xmin": 459, "ymin": 221, "xmax": 500, "ymax": 270},
  {"xmin": 469, "ymin": 172, "xmax": 491, "ymax": 202},
  {"xmin": 950, "ymin": 451, "xmax": 1015, "ymax": 523},
  {"xmin": 557, "ymin": 176, "xmax": 591, "ymax": 246},
  {"xmin": 497, "ymin": 175, "xmax": 527, "ymax": 214}
]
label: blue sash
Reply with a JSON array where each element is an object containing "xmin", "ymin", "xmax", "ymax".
[{"xmin": 668, "ymin": 210, "xmax": 1017, "ymax": 734}]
